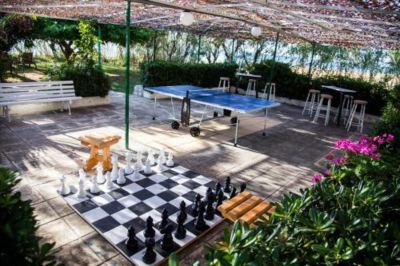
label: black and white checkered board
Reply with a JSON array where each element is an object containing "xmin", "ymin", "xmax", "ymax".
[{"xmin": 63, "ymin": 163, "xmax": 225, "ymax": 265}]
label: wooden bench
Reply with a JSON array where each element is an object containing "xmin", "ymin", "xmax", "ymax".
[{"xmin": 0, "ymin": 81, "xmax": 82, "ymax": 121}]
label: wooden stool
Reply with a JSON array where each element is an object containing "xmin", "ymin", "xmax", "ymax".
[
  {"xmin": 302, "ymin": 89, "xmax": 320, "ymax": 117},
  {"xmin": 346, "ymin": 100, "xmax": 367, "ymax": 133},
  {"xmin": 263, "ymin": 82, "xmax": 276, "ymax": 101},
  {"xmin": 313, "ymin": 93, "xmax": 333, "ymax": 126},
  {"xmin": 218, "ymin": 77, "xmax": 230, "ymax": 92},
  {"xmin": 245, "ymin": 79, "xmax": 257, "ymax": 96},
  {"xmin": 80, "ymin": 134, "xmax": 121, "ymax": 172},
  {"xmin": 218, "ymin": 191, "xmax": 274, "ymax": 226}
]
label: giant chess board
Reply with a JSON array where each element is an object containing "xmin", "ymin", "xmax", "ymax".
[{"xmin": 62, "ymin": 152, "xmax": 232, "ymax": 266}]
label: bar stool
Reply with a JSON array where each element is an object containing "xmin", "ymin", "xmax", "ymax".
[
  {"xmin": 334, "ymin": 94, "xmax": 353, "ymax": 124},
  {"xmin": 263, "ymin": 83, "xmax": 276, "ymax": 101},
  {"xmin": 245, "ymin": 79, "xmax": 257, "ymax": 96},
  {"xmin": 302, "ymin": 89, "xmax": 320, "ymax": 117},
  {"xmin": 218, "ymin": 77, "xmax": 230, "ymax": 92},
  {"xmin": 313, "ymin": 94, "xmax": 333, "ymax": 126},
  {"xmin": 346, "ymin": 100, "xmax": 367, "ymax": 133}
]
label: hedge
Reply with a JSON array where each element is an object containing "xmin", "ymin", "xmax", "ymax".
[{"xmin": 140, "ymin": 61, "xmax": 238, "ymax": 88}]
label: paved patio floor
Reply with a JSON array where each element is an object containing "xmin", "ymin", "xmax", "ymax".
[{"xmin": 0, "ymin": 91, "xmax": 369, "ymax": 265}]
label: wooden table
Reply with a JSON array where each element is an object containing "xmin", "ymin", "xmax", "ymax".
[
  {"xmin": 322, "ymin": 85, "xmax": 356, "ymax": 125},
  {"xmin": 80, "ymin": 134, "xmax": 121, "ymax": 171}
]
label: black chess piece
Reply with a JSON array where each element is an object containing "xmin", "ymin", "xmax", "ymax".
[
  {"xmin": 195, "ymin": 201, "xmax": 209, "ymax": 232},
  {"xmin": 179, "ymin": 200, "xmax": 187, "ymax": 221},
  {"xmin": 192, "ymin": 193, "xmax": 201, "ymax": 217},
  {"xmin": 229, "ymin": 187, "xmax": 237, "ymax": 199},
  {"xmin": 161, "ymin": 224, "xmax": 175, "ymax": 252},
  {"xmin": 144, "ymin": 216, "xmax": 155, "ymax": 238},
  {"xmin": 174, "ymin": 212, "xmax": 187, "ymax": 240},
  {"xmin": 158, "ymin": 208, "xmax": 169, "ymax": 233},
  {"xmin": 125, "ymin": 225, "xmax": 138, "ymax": 251},
  {"xmin": 224, "ymin": 176, "xmax": 231, "ymax": 193},
  {"xmin": 206, "ymin": 187, "xmax": 212, "ymax": 197},
  {"xmin": 205, "ymin": 189, "xmax": 215, "ymax": 221},
  {"xmin": 216, "ymin": 189, "xmax": 224, "ymax": 207},
  {"xmin": 142, "ymin": 237, "xmax": 156, "ymax": 264},
  {"xmin": 240, "ymin": 182, "xmax": 247, "ymax": 192},
  {"xmin": 215, "ymin": 182, "xmax": 222, "ymax": 194}
]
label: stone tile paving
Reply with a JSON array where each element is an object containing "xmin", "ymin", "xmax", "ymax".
[{"xmin": 0, "ymin": 91, "xmax": 371, "ymax": 265}]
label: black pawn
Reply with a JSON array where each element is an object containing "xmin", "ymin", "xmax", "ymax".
[
  {"xmin": 192, "ymin": 193, "xmax": 201, "ymax": 217},
  {"xmin": 174, "ymin": 212, "xmax": 187, "ymax": 240},
  {"xmin": 125, "ymin": 225, "xmax": 138, "ymax": 251},
  {"xmin": 224, "ymin": 176, "xmax": 231, "ymax": 193},
  {"xmin": 205, "ymin": 190, "xmax": 215, "ymax": 221},
  {"xmin": 240, "ymin": 182, "xmax": 247, "ymax": 192},
  {"xmin": 229, "ymin": 187, "xmax": 237, "ymax": 199},
  {"xmin": 144, "ymin": 216, "xmax": 155, "ymax": 238},
  {"xmin": 179, "ymin": 200, "xmax": 187, "ymax": 221},
  {"xmin": 161, "ymin": 224, "xmax": 175, "ymax": 252},
  {"xmin": 159, "ymin": 209, "xmax": 169, "ymax": 233},
  {"xmin": 142, "ymin": 237, "xmax": 156, "ymax": 264},
  {"xmin": 216, "ymin": 189, "xmax": 224, "ymax": 207},
  {"xmin": 215, "ymin": 182, "xmax": 222, "ymax": 194},
  {"xmin": 195, "ymin": 201, "xmax": 209, "ymax": 231}
]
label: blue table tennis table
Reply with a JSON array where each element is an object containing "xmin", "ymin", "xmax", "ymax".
[{"xmin": 144, "ymin": 85, "xmax": 280, "ymax": 146}]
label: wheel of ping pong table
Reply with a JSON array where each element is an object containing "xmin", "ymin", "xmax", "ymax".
[
  {"xmin": 171, "ymin": 120, "xmax": 180, "ymax": 130},
  {"xmin": 230, "ymin": 117, "xmax": 238, "ymax": 125},
  {"xmin": 190, "ymin": 127, "xmax": 201, "ymax": 137}
]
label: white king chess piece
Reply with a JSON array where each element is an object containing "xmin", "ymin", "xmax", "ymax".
[
  {"xmin": 96, "ymin": 163, "xmax": 105, "ymax": 184},
  {"xmin": 117, "ymin": 168, "xmax": 126, "ymax": 185},
  {"xmin": 59, "ymin": 175, "xmax": 70, "ymax": 196},
  {"xmin": 105, "ymin": 172, "xmax": 114, "ymax": 190},
  {"xmin": 125, "ymin": 151, "xmax": 133, "ymax": 174},
  {"xmin": 147, "ymin": 149, "xmax": 155, "ymax": 166},
  {"xmin": 144, "ymin": 158, "xmax": 152, "ymax": 175},
  {"xmin": 77, "ymin": 177, "xmax": 87, "ymax": 198},
  {"xmin": 110, "ymin": 154, "xmax": 119, "ymax": 181},
  {"xmin": 90, "ymin": 175, "xmax": 100, "ymax": 194},
  {"xmin": 166, "ymin": 152, "xmax": 174, "ymax": 167}
]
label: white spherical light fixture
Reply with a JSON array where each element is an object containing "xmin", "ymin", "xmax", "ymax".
[
  {"xmin": 180, "ymin": 12, "xmax": 194, "ymax": 26},
  {"xmin": 251, "ymin": 26, "xmax": 262, "ymax": 37}
]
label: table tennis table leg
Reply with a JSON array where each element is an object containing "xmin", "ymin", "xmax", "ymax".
[
  {"xmin": 263, "ymin": 109, "xmax": 268, "ymax": 136},
  {"xmin": 170, "ymin": 97, "xmax": 176, "ymax": 120},
  {"xmin": 152, "ymin": 94, "xmax": 157, "ymax": 120},
  {"xmin": 234, "ymin": 114, "xmax": 240, "ymax": 147},
  {"xmin": 197, "ymin": 105, "xmax": 208, "ymax": 128}
]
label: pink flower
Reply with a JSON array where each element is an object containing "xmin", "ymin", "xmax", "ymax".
[
  {"xmin": 372, "ymin": 136, "xmax": 385, "ymax": 144},
  {"xmin": 312, "ymin": 174, "xmax": 323, "ymax": 184},
  {"xmin": 371, "ymin": 153, "xmax": 381, "ymax": 160},
  {"xmin": 325, "ymin": 152, "xmax": 335, "ymax": 161},
  {"xmin": 333, "ymin": 156, "xmax": 347, "ymax": 165},
  {"xmin": 386, "ymin": 134, "xmax": 395, "ymax": 142},
  {"xmin": 324, "ymin": 169, "xmax": 331, "ymax": 176}
]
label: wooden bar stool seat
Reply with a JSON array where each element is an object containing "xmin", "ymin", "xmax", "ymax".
[{"xmin": 80, "ymin": 134, "xmax": 121, "ymax": 172}]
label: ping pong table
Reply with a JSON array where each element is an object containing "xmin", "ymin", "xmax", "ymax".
[{"xmin": 144, "ymin": 85, "xmax": 280, "ymax": 146}]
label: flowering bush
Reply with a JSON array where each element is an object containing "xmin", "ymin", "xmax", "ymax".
[{"xmin": 206, "ymin": 133, "xmax": 400, "ymax": 265}]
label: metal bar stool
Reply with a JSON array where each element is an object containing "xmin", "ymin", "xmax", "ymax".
[
  {"xmin": 218, "ymin": 77, "xmax": 230, "ymax": 92},
  {"xmin": 263, "ymin": 82, "xmax": 276, "ymax": 101},
  {"xmin": 302, "ymin": 89, "xmax": 320, "ymax": 117},
  {"xmin": 245, "ymin": 79, "xmax": 257, "ymax": 96},
  {"xmin": 313, "ymin": 93, "xmax": 333, "ymax": 126},
  {"xmin": 346, "ymin": 100, "xmax": 367, "ymax": 133},
  {"xmin": 334, "ymin": 94, "xmax": 353, "ymax": 124}
]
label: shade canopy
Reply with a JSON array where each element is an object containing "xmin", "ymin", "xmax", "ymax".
[{"xmin": 1, "ymin": 0, "xmax": 399, "ymax": 49}]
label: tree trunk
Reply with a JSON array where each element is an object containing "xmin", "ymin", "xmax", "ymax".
[{"xmin": 57, "ymin": 40, "xmax": 74, "ymax": 63}]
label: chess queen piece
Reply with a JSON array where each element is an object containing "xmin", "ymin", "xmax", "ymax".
[
  {"xmin": 96, "ymin": 163, "xmax": 105, "ymax": 184},
  {"xmin": 110, "ymin": 154, "xmax": 119, "ymax": 181},
  {"xmin": 117, "ymin": 168, "xmax": 126, "ymax": 185},
  {"xmin": 166, "ymin": 152, "xmax": 174, "ymax": 167},
  {"xmin": 58, "ymin": 175, "xmax": 70, "ymax": 196},
  {"xmin": 125, "ymin": 151, "xmax": 133, "ymax": 174}
]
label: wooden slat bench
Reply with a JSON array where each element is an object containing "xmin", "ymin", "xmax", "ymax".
[{"xmin": 0, "ymin": 81, "xmax": 82, "ymax": 121}]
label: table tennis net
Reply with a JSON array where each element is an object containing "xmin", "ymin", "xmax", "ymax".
[{"xmin": 185, "ymin": 87, "xmax": 227, "ymax": 98}]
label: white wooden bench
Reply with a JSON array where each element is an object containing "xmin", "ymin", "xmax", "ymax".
[{"xmin": 0, "ymin": 81, "xmax": 82, "ymax": 121}]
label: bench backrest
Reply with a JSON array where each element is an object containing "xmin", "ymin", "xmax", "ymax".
[{"xmin": 0, "ymin": 81, "xmax": 76, "ymax": 103}]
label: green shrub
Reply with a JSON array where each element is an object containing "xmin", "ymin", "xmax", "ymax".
[
  {"xmin": 48, "ymin": 62, "xmax": 110, "ymax": 97},
  {"xmin": 140, "ymin": 61, "xmax": 238, "ymax": 88},
  {"xmin": 0, "ymin": 167, "xmax": 58, "ymax": 265},
  {"xmin": 206, "ymin": 134, "xmax": 400, "ymax": 265}
]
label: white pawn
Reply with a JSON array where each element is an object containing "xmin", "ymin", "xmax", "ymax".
[
  {"xmin": 166, "ymin": 152, "xmax": 174, "ymax": 167},
  {"xmin": 147, "ymin": 149, "xmax": 155, "ymax": 166},
  {"xmin": 111, "ymin": 154, "xmax": 119, "ymax": 181},
  {"xmin": 96, "ymin": 163, "xmax": 105, "ymax": 184},
  {"xmin": 117, "ymin": 168, "xmax": 126, "ymax": 185},
  {"xmin": 125, "ymin": 151, "xmax": 133, "ymax": 174},
  {"xmin": 77, "ymin": 177, "xmax": 86, "ymax": 198},
  {"xmin": 144, "ymin": 158, "xmax": 152, "ymax": 175},
  {"xmin": 90, "ymin": 175, "xmax": 100, "ymax": 194},
  {"xmin": 59, "ymin": 175, "xmax": 70, "ymax": 196},
  {"xmin": 105, "ymin": 172, "xmax": 114, "ymax": 190}
]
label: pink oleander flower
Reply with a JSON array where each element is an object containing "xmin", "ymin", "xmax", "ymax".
[
  {"xmin": 372, "ymin": 136, "xmax": 385, "ymax": 145},
  {"xmin": 333, "ymin": 156, "xmax": 348, "ymax": 165},
  {"xmin": 312, "ymin": 174, "xmax": 323, "ymax": 184},
  {"xmin": 325, "ymin": 151, "xmax": 335, "ymax": 161},
  {"xmin": 386, "ymin": 134, "xmax": 395, "ymax": 142},
  {"xmin": 370, "ymin": 153, "xmax": 382, "ymax": 160},
  {"xmin": 324, "ymin": 169, "xmax": 331, "ymax": 176}
]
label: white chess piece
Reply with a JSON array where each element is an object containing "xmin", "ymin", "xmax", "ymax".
[
  {"xmin": 133, "ymin": 163, "xmax": 141, "ymax": 178},
  {"xmin": 78, "ymin": 169, "xmax": 86, "ymax": 180},
  {"xmin": 144, "ymin": 158, "xmax": 152, "ymax": 175},
  {"xmin": 159, "ymin": 149, "xmax": 166, "ymax": 164},
  {"xmin": 125, "ymin": 151, "xmax": 133, "ymax": 174},
  {"xmin": 117, "ymin": 168, "xmax": 126, "ymax": 185},
  {"xmin": 135, "ymin": 150, "xmax": 143, "ymax": 170},
  {"xmin": 105, "ymin": 172, "xmax": 114, "ymax": 190},
  {"xmin": 155, "ymin": 155, "xmax": 163, "ymax": 172},
  {"xmin": 96, "ymin": 163, "xmax": 105, "ymax": 184},
  {"xmin": 166, "ymin": 152, "xmax": 174, "ymax": 167},
  {"xmin": 147, "ymin": 149, "xmax": 155, "ymax": 165},
  {"xmin": 77, "ymin": 177, "xmax": 86, "ymax": 198},
  {"xmin": 90, "ymin": 175, "xmax": 100, "ymax": 194},
  {"xmin": 59, "ymin": 175, "xmax": 70, "ymax": 196},
  {"xmin": 111, "ymin": 154, "xmax": 119, "ymax": 181}
]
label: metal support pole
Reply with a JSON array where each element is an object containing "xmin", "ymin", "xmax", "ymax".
[
  {"xmin": 307, "ymin": 43, "xmax": 316, "ymax": 85},
  {"xmin": 230, "ymin": 39, "xmax": 235, "ymax": 64},
  {"xmin": 267, "ymin": 32, "xmax": 280, "ymax": 88},
  {"xmin": 197, "ymin": 35, "xmax": 202, "ymax": 63},
  {"xmin": 124, "ymin": 0, "xmax": 131, "ymax": 149},
  {"xmin": 152, "ymin": 31, "xmax": 157, "ymax": 61},
  {"xmin": 97, "ymin": 24, "xmax": 102, "ymax": 68}
]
